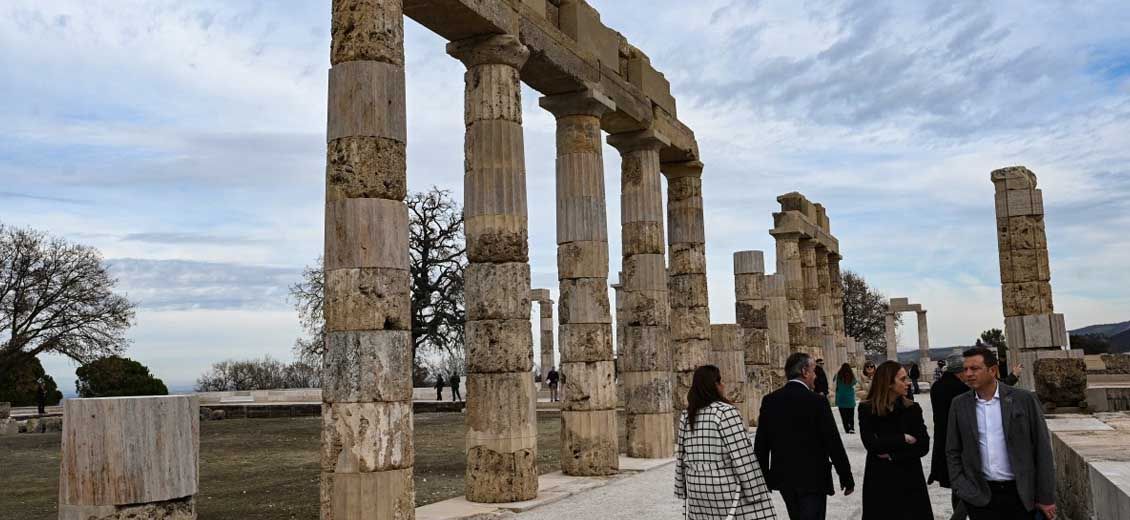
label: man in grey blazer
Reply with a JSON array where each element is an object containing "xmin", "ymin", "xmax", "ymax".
[{"xmin": 945, "ymin": 346, "xmax": 1057, "ymax": 519}]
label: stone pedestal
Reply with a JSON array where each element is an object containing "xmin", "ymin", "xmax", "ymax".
[
  {"xmin": 452, "ymin": 34, "xmax": 539, "ymax": 501},
  {"xmin": 734, "ymin": 250, "xmax": 770, "ymax": 425},
  {"xmin": 59, "ymin": 396, "xmax": 199, "ymax": 520}
]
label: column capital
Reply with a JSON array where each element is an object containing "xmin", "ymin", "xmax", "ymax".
[
  {"xmin": 447, "ymin": 34, "xmax": 529, "ymax": 69},
  {"xmin": 661, "ymin": 160, "xmax": 704, "ymax": 179},
  {"xmin": 607, "ymin": 127, "xmax": 670, "ymax": 153},
  {"xmin": 539, "ymin": 87, "xmax": 616, "ymax": 118},
  {"xmin": 733, "ymin": 250, "xmax": 765, "ymax": 275}
]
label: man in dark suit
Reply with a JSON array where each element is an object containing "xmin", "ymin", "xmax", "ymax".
[
  {"xmin": 929, "ymin": 354, "xmax": 972, "ymax": 520},
  {"xmin": 813, "ymin": 358, "xmax": 830, "ymax": 400},
  {"xmin": 946, "ymin": 347, "xmax": 1056, "ymax": 520},
  {"xmin": 755, "ymin": 352, "xmax": 854, "ymax": 519}
]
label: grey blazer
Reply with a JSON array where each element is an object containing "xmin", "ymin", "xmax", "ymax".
[{"xmin": 945, "ymin": 383, "xmax": 1055, "ymax": 510}]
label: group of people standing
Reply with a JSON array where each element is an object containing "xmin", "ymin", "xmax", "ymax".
[
  {"xmin": 674, "ymin": 347, "xmax": 1058, "ymax": 519},
  {"xmin": 431, "ymin": 372, "xmax": 462, "ymax": 401}
]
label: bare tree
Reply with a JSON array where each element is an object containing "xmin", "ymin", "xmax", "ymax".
[
  {"xmin": 0, "ymin": 223, "xmax": 135, "ymax": 368},
  {"xmin": 288, "ymin": 259, "xmax": 324, "ymax": 365},
  {"xmin": 841, "ymin": 270, "xmax": 899, "ymax": 357},
  {"xmin": 194, "ymin": 356, "xmax": 320, "ymax": 391}
]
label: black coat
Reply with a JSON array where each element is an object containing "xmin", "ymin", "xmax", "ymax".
[
  {"xmin": 814, "ymin": 366, "xmax": 830, "ymax": 395},
  {"xmin": 754, "ymin": 382, "xmax": 854, "ymax": 496},
  {"xmin": 859, "ymin": 399, "xmax": 932, "ymax": 519},
  {"xmin": 927, "ymin": 371, "xmax": 969, "ymax": 487}
]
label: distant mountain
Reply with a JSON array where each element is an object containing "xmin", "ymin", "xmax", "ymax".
[{"xmin": 1070, "ymin": 321, "xmax": 1130, "ymax": 338}]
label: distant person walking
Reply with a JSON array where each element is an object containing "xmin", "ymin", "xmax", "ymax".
[
  {"xmin": 675, "ymin": 365, "xmax": 777, "ymax": 519},
  {"xmin": 909, "ymin": 363, "xmax": 921, "ymax": 395},
  {"xmin": 833, "ymin": 363, "xmax": 857, "ymax": 434},
  {"xmin": 546, "ymin": 367, "xmax": 560, "ymax": 402},
  {"xmin": 448, "ymin": 372, "xmax": 462, "ymax": 402},
  {"xmin": 35, "ymin": 379, "xmax": 47, "ymax": 415},
  {"xmin": 929, "ymin": 354, "xmax": 972, "ymax": 520},
  {"xmin": 858, "ymin": 361, "xmax": 933, "ymax": 519},
  {"xmin": 946, "ymin": 347, "xmax": 1057, "ymax": 520},
  {"xmin": 434, "ymin": 374, "xmax": 446, "ymax": 401},
  {"xmin": 755, "ymin": 352, "xmax": 854, "ymax": 520},
  {"xmin": 813, "ymin": 358, "xmax": 830, "ymax": 401}
]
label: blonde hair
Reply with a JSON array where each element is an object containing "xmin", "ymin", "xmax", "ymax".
[{"xmin": 864, "ymin": 361, "xmax": 912, "ymax": 416}]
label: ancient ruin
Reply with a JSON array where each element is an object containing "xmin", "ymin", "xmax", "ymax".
[
  {"xmin": 884, "ymin": 297, "xmax": 933, "ymax": 381},
  {"xmin": 708, "ymin": 324, "xmax": 748, "ymax": 424},
  {"xmin": 531, "ymin": 288, "xmax": 555, "ymax": 387},
  {"xmin": 732, "ymin": 251, "xmax": 770, "ymax": 424}
]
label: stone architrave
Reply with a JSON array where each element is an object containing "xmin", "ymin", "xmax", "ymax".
[
  {"xmin": 541, "ymin": 88, "xmax": 619, "ymax": 476},
  {"xmin": 765, "ymin": 273, "xmax": 791, "ymax": 389},
  {"xmin": 609, "ymin": 128, "xmax": 674, "ymax": 459},
  {"xmin": 991, "ymin": 166, "xmax": 1073, "ymax": 390},
  {"xmin": 885, "ymin": 298, "xmax": 932, "ymax": 379},
  {"xmin": 734, "ymin": 250, "xmax": 770, "ymax": 426},
  {"xmin": 59, "ymin": 396, "xmax": 199, "ymax": 520},
  {"xmin": 662, "ymin": 161, "xmax": 711, "ymax": 428},
  {"xmin": 450, "ymin": 34, "xmax": 538, "ymax": 502},
  {"xmin": 531, "ymin": 289, "xmax": 555, "ymax": 386},
  {"xmin": 322, "ymin": 1, "xmax": 415, "ymax": 517},
  {"xmin": 709, "ymin": 324, "xmax": 748, "ymax": 424}
]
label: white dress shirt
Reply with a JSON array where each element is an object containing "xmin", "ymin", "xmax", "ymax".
[{"xmin": 975, "ymin": 383, "xmax": 1014, "ymax": 481}]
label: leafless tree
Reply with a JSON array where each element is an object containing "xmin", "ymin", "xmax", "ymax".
[
  {"xmin": 0, "ymin": 223, "xmax": 135, "ymax": 369},
  {"xmin": 194, "ymin": 356, "xmax": 320, "ymax": 391},
  {"xmin": 841, "ymin": 269, "xmax": 899, "ymax": 357},
  {"xmin": 289, "ymin": 259, "xmax": 324, "ymax": 365}
]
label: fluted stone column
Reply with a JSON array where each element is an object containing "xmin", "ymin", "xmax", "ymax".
[
  {"xmin": 829, "ymin": 256, "xmax": 848, "ymax": 366},
  {"xmin": 916, "ymin": 310, "xmax": 932, "ymax": 382},
  {"xmin": 531, "ymin": 289, "xmax": 555, "ymax": 386},
  {"xmin": 815, "ymin": 247, "xmax": 836, "ymax": 365},
  {"xmin": 765, "ymin": 273, "xmax": 791, "ymax": 391},
  {"xmin": 450, "ymin": 34, "xmax": 538, "ymax": 503},
  {"xmin": 884, "ymin": 312, "xmax": 897, "ymax": 362},
  {"xmin": 773, "ymin": 234, "xmax": 806, "ymax": 358},
  {"xmin": 609, "ymin": 129, "xmax": 674, "ymax": 458},
  {"xmin": 800, "ymin": 240, "xmax": 822, "ymax": 357},
  {"xmin": 734, "ymin": 251, "xmax": 770, "ymax": 426},
  {"xmin": 541, "ymin": 89, "xmax": 619, "ymax": 475},
  {"xmin": 663, "ymin": 161, "xmax": 711, "ymax": 427},
  {"xmin": 709, "ymin": 324, "xmax": 748, "ymax": 424},
  {"xmin": 323, "ymin": 1, "xmax": 414, "ymax": 517}
]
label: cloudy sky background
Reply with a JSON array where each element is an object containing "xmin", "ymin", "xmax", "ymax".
[{"xmin": 2, "ymin": 0, "xmax": 1128, "ymax": 392}]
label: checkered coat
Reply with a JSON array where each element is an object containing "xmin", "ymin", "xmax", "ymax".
[{"xmin": 675, "ymin": 402, "xmax": 777, "ymax": 520}]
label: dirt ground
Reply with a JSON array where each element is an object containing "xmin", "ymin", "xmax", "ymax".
[{"xmin": 0, "ymin": 411, "xmax": 627, "ymax": 520}]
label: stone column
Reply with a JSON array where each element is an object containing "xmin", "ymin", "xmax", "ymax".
[
  {"xmin": 991, "ymin": 166, "xmax": 1071, "ymax": 390},
  {"xmin": 765, "ymin": 273, "xmax": 791, "ymax": 391},
  {"xmin": 800, "ymin": 240, "xmax": 822, "ymax": 358},
  {"xmin": 532, "ymin": 289, "xmax": 555, "ymax": 386},
  {"xmin": 663, "ymin": 161, "xmax": 711, "ymax": 427},
  {"xmin": 609, "ymin": 129, "xmax": 674, "ymax": 458},
  {"xmin": 916, "ymin": 310, "xmax": 932, "ymax": 382},
  {"xmin": 828, "ymin": 255, "xmax": 848, "ymax": 366},
  {"xmin": 734, "ymin": 250, "xmax": 770, "ymax": 426},
  {"xmin": 59, "ymin": 396, "xmax": 198, "ymax": 519},
  {"xmin": 815, "ymin": 247, "xmax": 836, "ymax": 365},
  {"xmin": 450, "ymin": 34, "xmax": 538, "ymax": 502},
  {"xmin": 709, "ymin": 324, "xmax": 748, "ymax": 424},
  {"xmin": 541, "ymin": 89, "xmax": 618, "ymax": 475},
  {"xmin": 773, "ymin": 233, "xmax": 806, "ymax": 357},
  {"xmin": 884, "ymin": 311, "xmax": 897, "ymax": 362},
  {"xmin": 323, "ymin": 1, "xmax": 414, "ymax": 516}
]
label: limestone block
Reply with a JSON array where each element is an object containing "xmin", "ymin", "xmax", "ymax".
[
  {"xmin": 558, "ymin": 278, "xmax": 612, "ymax": 324},
  {"xmin": 59, "ymin": 496, "xmax": 195, "ymax": 520},
  {"xmin": 991, "ymin": 166, "xmax": 1038, "ymax": 189},
  {"xmin": 619, "ymin": 325, "xmax": 672, "ymax": 372},
  {"xmin": 559, "ymin": 323, "xmax": 613, "ymax": 363},
  {"xmin": 561, "ymin": 360, "xmax": 617, "ymax": 411},
  {"xmin": 466, "ymin": 319, "xmax": 534, "ymax": 373},
  {"xmin": 447, "ymin": 34, "xmax": 529, "ymax": 70},
  {"xmin": 668, "ymin": 242, "xmax": 706, "ymax": 275},
  {"xmin": 328, "ymin": 61, "xmax": 407, "ymax": 142},
  {"xmin": 330, "ymin": 0, "xmax": 404, "ymax": 66},
  {"xmin": 323, "ymin": 331, "xmax": 412, "ymax": 402},
  {"xmin": 622, "ymin": 253, "xmax": 666, "ymax": 291},
  {"xmin": 464, "ymin": 262, "xmax": 531, "ymax": 321},
  {"xmin": 60, "ymin": 396, "xmax": 198, "ymax": 508},
  {"xmin": 994, "ymin": 191, "xmax": 1009, "ymax": 218},
  {"xmin": 557, "ymin": 0, "xmax": 621, "ymax": 73},
  {"xmin": 464, "ymin": 64, "xmax": 523, "ymax": 124},
  {"xmin": 999, "ymin": 250, "xmax": 1015, "ymax": 284},
  {"xmin": 670, "ymin": 307, "xmax": 710, "ymax": 341},
  {"xmin": 1099, "ymin": 354, "xmax": 1130, "ymax": 374},
  {"xmin": 625, "ymin": 412, "xmax": 674, "ymax": 458},
  {"xmin": 734, "ymin": 273, "xmax": 765, "ymax": 302},
  {"xmin": 733, "ymin": 250, "xmax": 765, "ymax": 275},
  {"xmin": 553, "ymin": 114, "xmax": 602, "ymax": 154},
  {"xmin": 560, "ymin": 409, "xmax": 619, "ymax": 476},
  {"xmin": 1008, "ymin": 215, "xmax": 1047, "ymax": 249},
  {"xmin": 672, "ymin": 339, "xmax": 710, "ymax": 371},
  {"xmin": 465, "ymin": 372, "xmax": 537, "ymax": 452},
  {"xmin": 1002, "ymin": 281, "xmax": 1054, "ymax": 317},
  {"xmin": 320, "ymin": 468, "xmax": 414, "ymax": 520},
  {"xmin": 620, "ymin": 289, "xmax": 668, "ymax": 327},
  {"xmin": 530, "ymin": 288, "xmax": 551, "ymax": 302},
  {"xmin": 709, "ymin": 324, "xmax": 739, "ymax": 352},
  {"xmin": 520, "ymin": 0, "xmax": 547, "ymax": 18},
  {"xmin": 325, "ymin": 198, "xmax": 410, "ymax": 270},
  {"xmin": 1006, "ymin": 189, "xmax": 1035, "ymax": 216},
  {"xmin": 1033, "ymin": 358, "xmax": 1087, "ymax": 406},
  {"xmin": 666, "ymin": 205, "xmax": 706, "ymax": 245},
  {"xmin": 738, "ymin": 328, "xmax": 771, "ymax": 365},
  {"xmin": 464, "ymin": 118, "xmax": 529, "ymax": 263},
  {"xmin": 736, "ymin": 301, "xmax": 769, "ymax": 329},
  {"xmin": 621, "ymin": 371, "xmax": 674, "ymax": 414},
  {"xmin": 1015, "ymin": 348, "xmax": 1082, "ymax": 391},
  {"xmin": 326, "ymin": 137, "xmax": 407, "ymax": 202},
  {"xmin": 711, "ymin": 350, "xmax": 747, "ymax": 389},
  {"xmin": 324, "ymin": 268, "xmax": 410, "ymax": 332},
  {"xmin": 1007, "ymin": 248, "xmax": 1050, "ymax": 284},
  {"xmin": 556, "ymin": 160, "xmax": 610, "ymax": 244},
  {"xmin": 465, "ymin": 215, "xmax": 529, "ymax": 263},
  {"xmin": 321, "ymin": 401, "xmax": 413, "ymax": 474},
  {"xmin": 672, "ymin": 371, "xmax": 693, "ymax": 411},
  {"xmin": 621, "ymin": 222, "xmax": 664, "ymax": 255},
  {"xmin": 625, "ymin": 53, "xmax": 676, "ymax": 116},
  {"xmin": 668, "ymin": 274, "xmax": 709, "ymax": 308},
  {"xmin": 557, "ymin": 240, "xmax": 609, "ymax": 279},
  {"xmin": 466, "ymin": 446, "xmax": 537, "ymax": 503}
]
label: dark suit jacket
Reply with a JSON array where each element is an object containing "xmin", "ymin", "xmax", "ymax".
[
  {"xmin": 754, "ymin": 381, "xmax": 854, "ymax": 495},
  {"xmin": 927, "ymin": 371, "xmax": 969, "ymax": 488},
  {"xmin": 945, "ymin": 383, "xmax": 1056, "ymax": 510}
]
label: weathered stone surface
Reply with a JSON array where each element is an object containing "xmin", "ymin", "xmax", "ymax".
[
  {"xmin": 618, "ymin": 326, "xmax": 671, "ymax": 372},
  {"xmin": 619, "ymin": 289, "xmax": 668, "ymax": 327},
  {"xmin": 672, "ymin": 371, "xmax": 693, "ymax": 411},
  {"xmin": 734, "ymin": 273, "xmax": 764, "ymax": 302},
  {"xmin": 59, "ymin": 496, "xmax": 196, "ymax": 520},
  {"xmin": 331, "ymin": 0, "xmax": 405, "ymax": 66},
  {"xmin": 624, "ymin": 412, "xmax": 674, "ymax": 458},
  {"xmin": 672, "ymin": 338, "xmax": 710, "ymax": 371},
  {"xmin": 560, "ymin": 409, "xmax": 619, "ymax": 475},
  {"xmin": 323, "ymin": 331, "xmax": 412, "ymax": 402},
  {"xmin": 621, "ymin": 371, "xmax": 673, "ymax": 414},
  {"xmin": 326, "ymin": 137, "xmax": 407, "ymax": 201},
  {"xmin": 668, "ymin": 273, "xmax": 709, "ymax": 309},
  {"xmin": 321, "ymin": 401, "xmax": 413, "ymax": 473},
  {"xmin": 465, "ymin": 446, "xmax": 537, "ymax": 503},
  {"xmin": 552, "ymin": 114, "xmax": 603, "ymax": 154},
  {"xmin": 1002, "ymin": 281, "xmax": 1054, "ymax": 317},
  {"xmin": 738, "ymin": 328, "xmax": 770, "ymax": 364},
  {"xmin": 622, "ymin": 253, "xmax": 666, "ymax": 291},
  {"xmin": 1100, "ymin": 354, "xmax": 1130, "ymax": 374},
  {"xmin": 465, "ymin": 372, "xmax": 537, "ymax": 452},
  {"xmin": 0, "ymin": 417, "xmax": 18, "ymax": 436},
  {"xmin": 465, "ymin": 64, "xmax": 523, "ymax": 124},
  {"xmin": 325, "ymin": 198, "xmax": 410, "ymax": 271},
  {"xmin": 466, "ymin": 319, "xmax": 534, "ymax": 373},
  {"xmin": 324, "ymin": 268, "xmax": 410, "ymax": 332},
  {"xmin": 556, "ymin": 240, "xmax": 609, "ymax": 279},
  {"xmin": 1008, "ymin": 215, "xmax": 1048, "ymax": 249},
  {"xmin": 735, "ymin": 301, "xmax": 769, "ymax": 329},
  {"xmin": 464, "ymin": 262, "xmax": 531, "ymax": 321},
  {"xmin": 320, "ymin": 468, "xmax": 414, "ymax": 520},
  {"xmin": 559, "ymin": 323, "xmax": 613, "ymax": 363},
  {"xmin": 464, "ymin": 118, "xmax": 529, "ymax": 264},
  {"xmin": 558, "ymin": 278, "xmax": 612, "ymax": 324},
  {"xmin": 1034, "ymin": 358, "xmax": 1087, "ymax": 406},
  {"xmin": 327, "ymin": 60, "xmax": 408, "ymax": 141},
  {"xmin": 668, "ymin": 242, "xmax": 706, "ymax": 274},
  {"xmin": 448, "ymin": 34, "xmax": 530, "ymax": 70},
  {"xmin": 621, "ymin": 221, "xmax": 664, "ymax": 255},
  {"xmin": 670, "ymin": 306, "xmax": 710, "ymax": 341},
  {"xmin": 709, "ymin": 324, "xmax": 738, "ymax": 352},
  {"xmin": 561, "ymin": 360, "xmax": 616, "ymax": 411}
]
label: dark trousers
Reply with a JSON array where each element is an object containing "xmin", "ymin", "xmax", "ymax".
[
  {"xmin": 950, "ymin": 489, "xmax": 969, "ymax": 520},
  {"xmin": 966, "ymin": 481, "xmax": 1030, "ymax": 520},
  {"xmin": 436, "ymin": 388, "xmax": 443, "ymax": 400},
  {"xmin": 779, "ymin": 489, "xmax": 827, "ymax": 520},
  {"xmin": 838, "ymin": 407, "xmax": 855, "ymax": 432},
  {"xmin": 451, "ymin": 386, "xmax": 461, "ymax": 401},
  {"xmin": 912, "ymin": 379, "xmax": 921, "ymax": 394}
]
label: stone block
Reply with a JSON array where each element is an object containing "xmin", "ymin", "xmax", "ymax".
[
  {"xmin": 465, "ymin": 372, "xmax": 537, "ymax": 451},
  {"xmin": 466, "ymin": 445, "xmax": 538, "ymax": 503},
  {"xmin": 321, "ymin": 401, "xmax": 413, "ymax": 473},
  {"xmin": 557, "ymin": 0, "xmax": 621, "ymax": 73},
  {"xmin": 624, "ymin": 412, "xmax": 674, "ymax": 459},
  {"xmin": 619, "ymin": 325, "xmax": 672, "ymax": 372},
  {"xmin": 330, "ymin": 0, "xmax": 404, "ymax": 66},
  {"xmin": 324, "ymin": 330, "xmax": 413, "ymax": 402},
  {"xmin": 620, "ymin": 289, "xmax": 668, "ymax": 327},
  {"xmin": 465, "ymin": 215, "xmax": 529, "ymax": 264},
  {"xmin": 734, "ymin": 273, "xmax": 765, "ymax": 302},
  {"xmin": 325, "ymin": 198, "xmax": 410, "ymax": 270},
  {"xmin": 321, "ymin": 468, "xmax": 414, "ymax": 520},
  {"xmin": 670, "ymin": 307, "xmax": 709, "ymax": 341},
  {"xmin": 736, "ymin": 301, "xmax": 769, "ymax": 329},
  {"xmin": 561, "ymin": 360, "xmax": 617, "ymax": 411},
  {"xmin": 1002, "ymin": 281, "xmax": 1054, "ymax": 317},
  {"xmin": 557, "ymin": 240, "xmax": 608, "ymax": 279},
  {"xmin": 466, "ymin": 319, "xmax": 534, "ymax": 373},
  {"xmin": 558, "ymin": 278, "xmax": 612, "ymax": 324},
  {"xmin": 625, "ymin": 53, "xmax": 676, "ymax": 116},
  {"xmin": 1008, "ymin": 215, "xmax": 1047, "ymax": 250},
  {"xmin": 621, "ymin": 221, "xmax": 664, "ymax": 255},
  {"xmin": 0, "ymin": 418, "xmax": 18, "ymax": 436},
  {"xmin": 464, "ymin": 262, "xmax": 531, "ymax": 321},
  {"xmin": 733, "ymin": 251, "xmax": 765, "ymax": 275},
  {"xmin": 1100, "ymin": 354, "xmax": 1130, "ymax": 374},
  {"xmin": 668, "ymin": 274, "xmax": 709, "ymax": 308},
  {"xmin": 1010, "ymin": 249, "xmax": 1051, "ymax": 283},
  {"xmin": 560, "ymin": 409, "xmax": 619, "ymax": 476},
  {"xmin": 709, "ymin": 324, "xmax": 738, "ymax": 352},
  {"xmin": 621, "ymin": 371, "xmax": 674, "ymax": 414},
  {"xmin": 672, "ymin": 371, "xmax": 693, "ymax": 411},
  {"xmin": 738, "ymin": 328, "xmax": 770, "ymax": 364},
  {"xmin": 668, "ymin": 242, "xmax": 706, "ymax": 274},
  {"xmin": 622, "ymin": 253, "xmax": 666, "ymax": 291},
  {"xmin": 1006, "ymin": 189, "xmax": 1034, "ymax": 216},
  {"xmin": 324, "ymin": 268, "xmax": 410, "ymax": 332},
  {"xmin": 59, "ymin": 496, "xmax": 196, "ymax": 520},
  {"xmin": 559, "ymin": 323, "xmax": 613, "ymax": 363},
  {"xmin": 328, "ymin": 60, "xmax": 407, "ymax": 141},
  {"xmin": 465, "ymin": 64, "xmax": 523, "ymax": 124},
  {"xmin": 1033, "ymin": 358, "xmax": 1087, "ymax": 406},
  {"xmin": 326, "ymin": 136, "xmax": 407, "ymax": 202},
  {"xmin": 520, "ymin": 0, "xmax": 547, "ymax": 18},
  {"xmin": 672, "ymin": 339, "xmax": 710, "ymax": 371},
  {"xmin": 553, "ymin": 113, "xmax": 603, "ymax": 154},
  {"xmin": 666, "ymin": 205, "xmax": 706, "ymax": 245},
  {"xmin": 530, "ymin": 288, "xmax": 551, "ymax": 302},
  {"xmin": 994, "ymin": 191, "xmax": 1009, "ymax": 218}
]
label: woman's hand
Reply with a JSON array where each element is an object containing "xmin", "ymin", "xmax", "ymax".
[{"xmin": 904, "ymin": 434, "xmax": 917, "ymax": 444}]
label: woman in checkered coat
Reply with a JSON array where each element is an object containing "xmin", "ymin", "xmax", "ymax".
[{"xmin": 675, "ymin": 365, "xmax": 777, "ymax": 519}]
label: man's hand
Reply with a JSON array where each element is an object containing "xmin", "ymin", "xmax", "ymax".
[
  {"xmin": 904, "ymin": 434, "xmax": 917, "ymax": 444},
  {"xmin": 842, "ymin": 485, "xmax": 854, "ymax": 496},
  {"xmin": 1036, "ymin": 503, "xmax": 1055, "ymax": 519},
  {"xmin": 1012, "ymin": 362, "xmax": 1024, "ymax": 376}
]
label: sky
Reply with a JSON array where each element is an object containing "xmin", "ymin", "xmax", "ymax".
[{"xmin": 2, "ymin": 0, "xmax": 1129, "ymax": 392}]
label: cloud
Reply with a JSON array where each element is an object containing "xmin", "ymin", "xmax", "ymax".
[
  {"xmin": 107, "ymin": 258, "xmax": 301, "ymax": 311},
  {"xmin": 121, "ymin": 232, "xmax": 268, "ymax": 245}
]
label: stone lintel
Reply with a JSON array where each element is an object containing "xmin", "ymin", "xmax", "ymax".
[
  {"xmin": 661, "ymin": 160, "xmax": 703, "ymax": 180},
  {"xmin": 607, "ymin": 127, "xmax": 671, "ymax": 152}
]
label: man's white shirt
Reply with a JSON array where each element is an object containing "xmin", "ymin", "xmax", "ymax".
[{"xmin": 975, "ymin": 383, "xmax": 1015, "ymax": 481}]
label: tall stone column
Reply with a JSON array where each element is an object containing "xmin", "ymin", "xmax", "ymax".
[
  {"xmin": 765, "ymin": 273, "xmax": 791, "ymax": 391},
  {"xmin": 773, "ymin": 234, "xmax": 806, "ymax": 357},
  {"xmin": 663, "ymin": 161, "xmax": 711, "ymax": 427},
  {"xmin": 609, "ymin": 129, "xmax": 673, "ymax": 458},
  {"xmin": 884, "ymin": 312, "xmax": 897, "ymax": 362},
  {"xmin": 323, "ymin": 1, "xmax": 414, "ymax": 517},
  {"xmin": 709, "ymin": 324, "xmax": 748, "ymax": 424},
  {"xmin": 991, "ymin": 166, "xmax": 1071, "ymax": 390},
  {"xmin": 449, "ymin": 34, "xmax": 538, "ymax": 502},
  {"xmin": 828, "ymin": 255, "xmax": 848, "ymax": 366},
  {"xmin": 734, "ymin": 251, "xmax": 770, "ymax": 426},
  {"xmin": 541, "ymin": 89, "xmax": 619, "ymax": 475},
  {"xmin": 815, "ymin": 248, "xmax": 836, "ymax": 365},
  {"xmin": 800, "ymin": 240, "xmax": 822, "ymax": 358},
  {"xmin": 916, "ymin": 310, "xmax": 932, "ymax": 382},
  {"xmin": 531, "ymin": 289, "xmax": 555, "ymax": 386}
]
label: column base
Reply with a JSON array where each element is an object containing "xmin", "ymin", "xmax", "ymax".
[
  {"xmin": 625, "ymin": 412, "xmax": 674, "ymax": 458},
  {"xmin": 60, "ymin": 496, "xmax": 195, "ymax": 520},
  {"xmin": 466, "ymin": 446, "xmax": 538, "ymax": 503},
  {"xmin": 561, "ymin": 409, "xmax": 619, "ymax": 476}
]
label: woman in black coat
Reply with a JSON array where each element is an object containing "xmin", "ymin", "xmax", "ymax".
[{"xmin": 858, "ymin": 361, "xmax": 933, "ymax": 520}]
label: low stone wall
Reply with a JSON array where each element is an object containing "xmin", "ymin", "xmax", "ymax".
[{"xmin": 1048, "ymin": 413, "xmax": 1130, "ymax": 519}]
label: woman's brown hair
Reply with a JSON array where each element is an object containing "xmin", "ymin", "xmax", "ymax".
[
  {"xmin": 864, "ymin": 360, "xmax": 912, "ymax": 416},
  {"xmin": 686, "ymin": 365, "xmax": 729, "ymax": 429},
  {"xmin": 835, "ymin": 363, "xmax": 854, "ymax": 385}
]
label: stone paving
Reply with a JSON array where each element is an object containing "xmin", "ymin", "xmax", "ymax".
[{"xmin": 516, "ymin": 393, "xmax": 954, "ymax": 519}]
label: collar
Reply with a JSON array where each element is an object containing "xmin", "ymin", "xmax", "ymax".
[
  {"xmin": 787, "ymin": 379, "xmax": 811, "ymax": 390},
  {"xmin": 975, "ymin": 382, "xmax": 1000, "ymax": 404}
]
